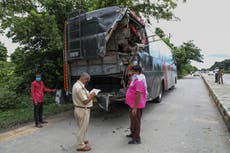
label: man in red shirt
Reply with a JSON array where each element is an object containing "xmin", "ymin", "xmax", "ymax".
[{"xmin": 31, "ymin": 73, "xmax": 55, "ymax": 128}]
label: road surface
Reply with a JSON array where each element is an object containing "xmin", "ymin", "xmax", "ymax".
[
  {"xmin": 0, "ymin": 76, "xmax": 230, "ymax": 153},
  {"xmin": 223, "ymin": 74, "xmax": 230, "ymax": 85}
]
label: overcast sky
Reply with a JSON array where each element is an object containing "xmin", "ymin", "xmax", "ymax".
[
  {"xmin": 1, "ymin": 0, "xmax": 230, "ymax": 69},
  {"xmin": 153, "ymin": 0, "xmax": 230, "ymax": 69}
]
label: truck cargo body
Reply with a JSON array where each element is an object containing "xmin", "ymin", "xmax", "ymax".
[{"xmin": 64, "ymin": 6, "xmax": 177, "ymax": 111}]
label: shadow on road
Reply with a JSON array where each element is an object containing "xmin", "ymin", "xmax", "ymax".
[{"xmin": 91, "ymin": 102, "xmax": 129, "ymax": 120}]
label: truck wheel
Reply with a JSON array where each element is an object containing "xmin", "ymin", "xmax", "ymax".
[{"xmin": 155, "ymin": 83, "xmax": 163, "ymax": 103}]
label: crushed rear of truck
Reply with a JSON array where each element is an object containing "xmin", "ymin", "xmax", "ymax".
[{"xmin": 64, "ymin": 6, "xmax": 148, "ymax": 111}]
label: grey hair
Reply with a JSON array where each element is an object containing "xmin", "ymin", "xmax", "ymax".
[{"xmin": 80, "ymin": 72, "xmax": 90, "ymax": 79}]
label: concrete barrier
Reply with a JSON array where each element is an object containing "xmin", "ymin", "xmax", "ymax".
[{"xmin": 201, "ymin": 74, "xmax": 230, "ymax": 131}]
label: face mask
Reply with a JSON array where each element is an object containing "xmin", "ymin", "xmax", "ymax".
[
  {"xmin": 36, "ymin": 77, "xmax": 41, "ymax": 81},
  {"xmin": 132, "ymin": 74, "xmax": 138, "ymax": 80}
]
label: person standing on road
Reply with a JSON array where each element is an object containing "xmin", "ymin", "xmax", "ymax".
[
  {"xmin": 214, "ymin": 68, "xmax": 219, "ymax": 83},
  {"xmin": 31, "ymin": 73, "xmax": 55, "ymax": 128},
  {"xmin": 125, "ymin": 65, "xmax": 147, "ymax": 144},
  {"xmin": 218, "ymin": 67, "xmax": 224, "ymax": 84},
  {"xmin": 72, "ymin": 72, "xmax": 96, "ymax": 151}
]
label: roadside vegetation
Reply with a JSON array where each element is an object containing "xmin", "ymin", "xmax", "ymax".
[
  {"xmin": 0, "ymin": 58, "xmax": 72, "ymax": 129},
  {"xmin": 0, "ymin": 0, "xmax": 197, "ymax": 129},
  {"xmin": 210, "ymin": 59, "xmax": 230, "ymax": 73},
  {"xmin": 0, "ymin": 103, "xmax": 72, "ymax": 129},
  {"xmin": 155, "ymin": 28, "xmax": 203, "ymax": 78},
  {"xmin": 224, "ymin": 70, "xmax": 230, "ymax": 74}
]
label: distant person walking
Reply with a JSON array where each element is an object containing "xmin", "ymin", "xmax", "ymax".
[
  {"xmin": 214, "ymin": 68, "xmax": 219, "ymax": 83},
  {"xmin": 72, "ymin": 72, "xmax": 96, "ymax": 151},
  {"xmin": 218, "ymin": 67, "xmax": 224, "ymax": 84},
  {"xmin": 125, "ymin": 65, "xmax": 147, "ymax": 144},
  {"xmin": 31, "ymin": 73, "xmax": 55, "ymax": 128}
]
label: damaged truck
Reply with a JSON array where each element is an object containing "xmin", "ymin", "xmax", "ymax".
[{"xmin": 63, "ymin": 6, "xmax": 177, "ymax": 111}]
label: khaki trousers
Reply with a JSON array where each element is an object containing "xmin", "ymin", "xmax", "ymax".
[{"xmin": 74, "ymin": 107, "xmax": 90, "ymax": 148}]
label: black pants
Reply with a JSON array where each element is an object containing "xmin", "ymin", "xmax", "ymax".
[
  {"xmin": 215, "ymin": 73, "xmax": 218, "ymax": 83},
  {"xmin": 34, "ymin": 103, "xmax": 43, "ymax": 125},
  {"xmin": 129, "ymin": 108, "xmax": 142, "ymax": 141}
]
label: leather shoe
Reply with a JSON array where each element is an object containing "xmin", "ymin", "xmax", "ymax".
[
  {"xmin": 76, "ymin": 146, "xmax": 91, "ymax": 151},
  {"xmin": 41, "ymin": 121, "xmax": 48, "ymax": 124},
  {"xmin": 35, "ymin": 124, "xmax": 43, "ymax": 128},
  {"xmin": 126, "ymin": 134, "xmax": 132, "ymax": 138},
  {"xmin": 128, "ymin": 140, "xmax": 141, "ymax": 144}
]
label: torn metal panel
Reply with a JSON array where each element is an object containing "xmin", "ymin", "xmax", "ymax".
[{"xmin": 67, "ymin": 6, "xmax": 128, "ymax": 59}]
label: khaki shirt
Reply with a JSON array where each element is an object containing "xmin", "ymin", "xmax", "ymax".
[
  {"xmin": 72, "ymin": 80, "xmax": 93, "ymax": 107},
  {"xmin": 218, "ymin": 70, "xmax": 223, "ymax": 77}
]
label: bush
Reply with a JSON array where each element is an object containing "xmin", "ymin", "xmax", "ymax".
[
  {"xmin": 0, "ymin": 88, "xmax": 18, "ymax": 110},
  {"xmin": 0, "ymin": 87, "xmax": 34, "ymax": 110},
  {"xmin": 0, "ymin": 103, "xmax": 73, "ymax": 129},
  {"xmin": 44, "ymin": 93, "xmax": 56, "ymax": 105},
  {"xmin": 224, "ymin": 70, "xmax": 230, "ymax": 74},
  {"xmin": 16, "ymin": 94, "xmax": 33, "ymax": 108}
]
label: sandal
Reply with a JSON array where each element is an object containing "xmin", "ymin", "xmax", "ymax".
[{"xmin": 76, "ymin": 146, "xmax": 91, "ymax": 151}]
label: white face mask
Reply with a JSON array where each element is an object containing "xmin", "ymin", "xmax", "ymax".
[{"xmin": 132, "ymin": 74, "xmax": 138, "ymax": 80}]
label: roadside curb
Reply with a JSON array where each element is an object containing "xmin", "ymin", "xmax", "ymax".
[{"xmin": 201, "ymin": 75, "xmax": 230, "ymax": 131}]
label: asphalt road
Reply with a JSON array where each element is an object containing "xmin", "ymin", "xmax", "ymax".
[
  {"xmin": 223, "ymin": 74, "xmax": 230, "ymax": 85},
  {"xmin": 0, "ymin": 76, "xmax": 230, "ymax": 153}
]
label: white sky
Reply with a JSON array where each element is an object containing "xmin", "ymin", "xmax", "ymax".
[
  {"xmin": 1, "ymin": 0, "xmax": 230, "ymax": 68},
  {"xmin": 0, "ymin": 34, "xmax": 18, "ymax": 56},
  {"xmin": 152, "ymin": 0, "xmax": 230, "ymax": 69}
]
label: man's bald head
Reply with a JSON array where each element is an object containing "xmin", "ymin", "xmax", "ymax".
[{"xmin": 79, "ymin": 72, "xmax": 90, "ymax": 85}]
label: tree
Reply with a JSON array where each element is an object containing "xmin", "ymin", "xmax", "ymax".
[
  {"xmin": 0, "ymin": 42, "xmax": 7, "ymax": 61},
  {"xmin": 210, "ymin": 59, "xmax": 230, "ymax": 70},
  {"xmin": 180, "ymin": 41, "xmax": 203, "ymax": 63},
  {"xmin": 10, "ymin": 47, "xmax": 25, "ymax": 66},
  {"xmin": 172, "ymin": 42, "xmax": 203, "ymax": 76},
  {"xmin": 0, "ymin": 0, "xmax": 73, "ymax": 91},
  {"xmin": 87, "ymin": 0, "xmax": 178, "ymax": 21},
  {"xmin": 155, "ymin": 27, "xmax": 203, "ymax": 76}
]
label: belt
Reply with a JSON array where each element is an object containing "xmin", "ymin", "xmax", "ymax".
[{"xmin": 75, "ymin": 105, "xmax": 92, "ymax": 109}]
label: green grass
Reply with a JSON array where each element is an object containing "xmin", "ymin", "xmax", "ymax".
[
  {"xmin": 224, "ymin": 70, "xmax": 230, "ymax": 74},
  {"xmin": 0, "ymin": 103, "xmax": 73, "ymax": 130}
]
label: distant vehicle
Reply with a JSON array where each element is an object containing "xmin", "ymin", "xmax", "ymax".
[
  {"xmin": 193, "ymin": 71, "xmax": 200, "ymax": 77},
  {"xmin": 63, "ymin": 6, "xmax": 177, "ymax": 111},
  {"xmin": 208, "ymin": 71, "xmax": 214, "ymax": 76}
]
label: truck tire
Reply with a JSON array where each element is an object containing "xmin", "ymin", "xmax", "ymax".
[{"xmin": 155, "ymin": 83, "xmax": 164, "ymax": 103}]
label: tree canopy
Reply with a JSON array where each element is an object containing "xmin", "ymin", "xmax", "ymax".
[
  {"xmin": 155, "ymin": 27, "xmax": 203, "ymax": 76},
  {"xmin": 0, "ymin": 42, "xmax": 7, "ymax": 61},
  {"xmin": 210, "ymin": 59, "xmax": 230, "ymax": 71}
]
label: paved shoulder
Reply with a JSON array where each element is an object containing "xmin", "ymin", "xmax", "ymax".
[{"xmin": 202, "ymin": 74, "xmax": 230, "ymax": 131}]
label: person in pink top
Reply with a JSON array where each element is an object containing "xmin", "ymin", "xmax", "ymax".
[
  {"xmin": 125, "ymin": 65, "xmax": 147, "ymax": 144},
  {"xmin": 31, "ymin": 73, "xmax": 55, "ymax": 128}
]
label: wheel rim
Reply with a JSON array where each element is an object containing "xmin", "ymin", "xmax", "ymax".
[{"xmin": 159, "ymin": 89, "xmax": 162, "ymax": 100}]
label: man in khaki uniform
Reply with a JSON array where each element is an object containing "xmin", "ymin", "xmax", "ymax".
[{"xmin": 72, "ymin": 72, "xmax": 96, "ymax": 151}]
